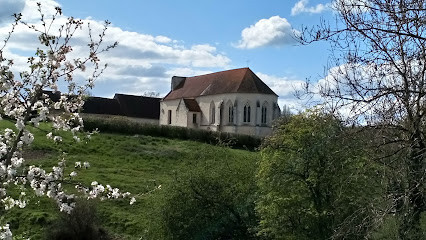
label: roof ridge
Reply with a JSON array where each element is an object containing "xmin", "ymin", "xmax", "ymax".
[
  {"xmin": 236, "ymin": 68, "xmax": 252, "ymax": 92},
  {"xmin": 187, "ymin": 67, "xmax": 250, "ymax": 78},
  {"xmin": 163, "ymin": 68, "xmax": 277, "ymax": 100}
]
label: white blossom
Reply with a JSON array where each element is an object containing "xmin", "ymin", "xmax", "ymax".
[
  {"xmin": 0, "ymin": 224, "xmax": 12, "ymax": 240},
  {"xmin": 53, "ymin": 136, "xmax": 62, "ymax": 143},
  {"xmin": 83, "ymin": 162, "xmax": 90, "ymax": 168},
  {"xmin": 73, "ymin": 136, "xmax": 80, "ymax": 142},
  {"xmin": 46, "ymin": 132, "xmax": 53, "ymax": 139},
  {"xmin": 0, "ymin": 5, "xmax": 131, "ymax": 237}
]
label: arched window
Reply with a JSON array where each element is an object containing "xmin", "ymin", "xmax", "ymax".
[
  {"xmin": 243, "ymin": 103, "xmax": 251, "ymax": 123},
  {"xmin": 228, "ymin": 105, "xmax": 234, "ymax": 124},
  {"xmin": 261, "ymin": 102, "xmax": 267, "ymax": 124},
  {"xmin": 210, "ymin": 101, "xmax": 215, "ymax": 124}
]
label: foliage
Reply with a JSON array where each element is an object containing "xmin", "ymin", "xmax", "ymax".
[
  {"xmin": 82, "ymin": 115, "xmax": 261, "ymax": 150},
  {"xmin": 301, "ymin": 1, "xmax": 426, "ymax": 238},
  {"xmin": 161, "ymin": 146, "xmax": 258, "ymax": 240},
  {"xmin": 0, "ymin": 119, "xmax": 259, "ymax": 239},
  {"xmin": 0, "ymin": 3, "xmax": 131, "ymax": 239},
  {"xmin": 0, "ymin": 3, "xmax": 136, "ymax": 237},
  {"xmin": 257, "ymin": 111, "xmax": 383, "ymax": 239}
]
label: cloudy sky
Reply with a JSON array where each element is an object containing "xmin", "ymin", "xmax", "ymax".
[{"xmin": 0, "ymin": 0, "xmax": 335, "ymax": 110}]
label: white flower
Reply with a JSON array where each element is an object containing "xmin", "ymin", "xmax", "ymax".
[
  {"xmin": 83, "ymin": 162, "xmax": 90, "ymax": 168},
  {"xmin": 130, "ymin": 197, "xmax": 136, "ymax": 205},
  {"xmin": 69, "ymin": 171, "xmax": 77, "ymax": 177},
  {"xmin": 17, "ymin": 199, "xmax": 26, "ymax": 208},
  {"xmin": 15, "ymin": 119, "xmax": 25, "ymax": 130},
  {"xmin": 53, "ymin": 136, "xmax": 62, "ymax": 142},
  {"xmin": 46, "ymin": 132, "xmax": 53, "ymax": 139},
  {"xmin": 2, "ymin": 196, "xmax": 15, "ymax": 210},
  {"xmin": 21, "ymin": 131, "xmax": 34, "ymax": 145},
  {"xmin": 0, "ymin": 223, "xmax": 12, "ymax": 240},
  {"xmin": 75, "ymin": 162, "xmax": 82, "ymax": 168},
  {"xmin": 73, "ymin": 136, "xmax": 80, "ymax": 142}
]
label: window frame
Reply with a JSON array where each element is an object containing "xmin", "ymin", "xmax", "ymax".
[
  {"xmin": 167, "ymin": 110, "xmax": 172, "ymax": 124},
  {"xmin": 192, "ymin": 113, "xmax": 197, "ymax": 124},
  {"xmin": 243, "ymin": 103, "xmax": 251, "ymax": 123}
]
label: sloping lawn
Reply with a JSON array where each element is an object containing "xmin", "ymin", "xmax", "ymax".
[{"xmin": 0, "ymin": 120, "xmax": 259, "ymax": 239}]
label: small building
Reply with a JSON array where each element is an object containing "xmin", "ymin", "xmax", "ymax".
[
  {"xmin": 113, "ymin": 94, "xmax": 160, "ymax": 124},
  {"xmin": 77, "ymin": 94, "xmax": 159, "ymax": 124},
  {"xmin": 160, "ymin": 68, "xmax": 280, "ymax": 137},
  {"xmin": 42, "ymin": 91, "xmax": 161, "ymax": 124}
]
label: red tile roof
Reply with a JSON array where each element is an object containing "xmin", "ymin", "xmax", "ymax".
[
  {"xmin": 163, "ymin": 68, "xmax": 277, "ymax": 100},
  {"xmin": 183, "ymin": 98, "xmax": 201, "ymax": 112}
]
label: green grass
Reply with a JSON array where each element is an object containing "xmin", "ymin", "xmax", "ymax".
[{"xmin": 0, "ymin": 120, "xmax": 259, "ymax": 239}]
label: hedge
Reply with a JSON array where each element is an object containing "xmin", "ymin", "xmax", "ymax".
[{"xmin": 82, "ymin": 116, "xmax": 261, "ymax": 151}]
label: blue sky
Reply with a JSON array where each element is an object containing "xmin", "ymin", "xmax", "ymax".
[{"xmin": 0, "ymin": 0, "xmax": 334, "ymax": 110}]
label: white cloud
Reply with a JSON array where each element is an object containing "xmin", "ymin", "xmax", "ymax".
[
  {"xmin": 20, "ymin": 0, "xmax": 61, "ymax": 21},
  {"xmin": 165, "ymin": 67, "xmax": 212, "ymax": 78},
  {"xmin": 291, "ymin": 0, "xmax": 329, "ymax": 16},
  {"xmin": 154, "ymin": 35, "xmax": 172, "ymax": 44},
  {"xmin": 0, "ymin": 0, "xmax": 232, "ymax": 98},
  {"xmin": 256, "ymin": 72, "xmax": 307, "ymax": 111},
  {"xmin": 236, "ymin": 16, "xmax": 299, "ymax": 49}
]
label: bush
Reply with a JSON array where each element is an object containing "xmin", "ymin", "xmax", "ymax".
[
  {"xmin": 45, "ymin": 200, "xmax": 111, "ymax": 240},
  {"xmin": 161, "ymin": 146, "xmax": 258, "ymax": 240},
  {"xmin": 82, "ymin": 116, "xmax": 261, "ymax": 150},
  {"xmin": 257, "ymin": 112, "xmax": 384, "ymax": 239}
]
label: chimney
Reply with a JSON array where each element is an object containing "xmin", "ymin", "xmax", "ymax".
[{"xmin": 171, "ymin": 76, "xmax": 186, "ymax": 91}]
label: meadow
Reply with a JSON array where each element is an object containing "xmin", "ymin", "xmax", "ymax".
[{"xmin": 0, "ymin": 120, "xmax": 259, "ymax": 239}]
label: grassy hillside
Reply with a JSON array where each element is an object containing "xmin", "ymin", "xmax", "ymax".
[{"xmin": 0, "ymin": 120, "xmax": 259, "ymax": 239}]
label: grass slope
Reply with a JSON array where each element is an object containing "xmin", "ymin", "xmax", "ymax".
[{"xmin": 0, "ymin": 120, "xmax": 259, "ymax": 239}]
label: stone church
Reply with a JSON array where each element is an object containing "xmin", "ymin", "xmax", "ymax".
[{"xmin": 160, "ymin": 68, "xmax": 280, "ymax": 137}]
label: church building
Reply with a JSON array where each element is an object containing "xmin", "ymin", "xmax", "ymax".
[{"xmin": 160, "ymin": 68, "xmax": 280, "ymax": 137}]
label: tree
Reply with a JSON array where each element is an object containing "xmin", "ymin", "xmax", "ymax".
[
  {"xmin": 161, "ymin": 146, "xmax": 258, "ymax": 240},
  {"xmin": 0, "ymin": 4, "xmax": 132, "ymax": 238},
  {"xmin": 142, "ymin": 91, "xmax": 160, "ymax": 98},
  {"xmin": 46, "ymin": 199, "xmax": 110, "ymax": 240},
  {"xmin": 257, "ymin": 111, "xmax": 383, "ymax": 239},
  {"xmin": 301, "ymin": 0, "xmax": 426, "ymax": 239}
]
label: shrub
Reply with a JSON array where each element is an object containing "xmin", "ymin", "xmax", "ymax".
[
  {"xmin": 82, "ymin": 116, "xmax": 261, "ymax": 150},
  {"xmin": 257, "ymin": 112, "xmax": 384, "ymax": 239},
  {"xmin": 45, "ymin": 200, "xmax": 111, "ymax": 240},
  {"xmin": 161, "ymin": 147, "xmax": 258, "ymax": 240}
]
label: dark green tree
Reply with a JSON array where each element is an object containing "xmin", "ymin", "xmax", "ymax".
[
  {"xmin": 301, "ymin": 1, "xmax": 426, "ymax": 238},
  {"xmin": 161, "ymin": 146, "xmax": 258, "ymax": 240},
  {"xmin": 46, "ymin": 200, "xmax": 110, "ymax": 240},
  {"xmin": 257, "ymin": 111, "xmax": 382, "ymax": 239}
]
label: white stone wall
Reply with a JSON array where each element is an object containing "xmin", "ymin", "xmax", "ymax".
[
  {"xmin": 159, "ymin": 99, "xmax": 187, "ymax": 127},
  {"xmin": 196, "ymin": 93, "xmax": 278, "ymax": 127},
  {"xmin": 160, "ymin": 93, "xmax": 278, "ymax": 137},
  {"xmin": 186, "ymin": 112, "xmax": 201, "ymax": 128}
]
